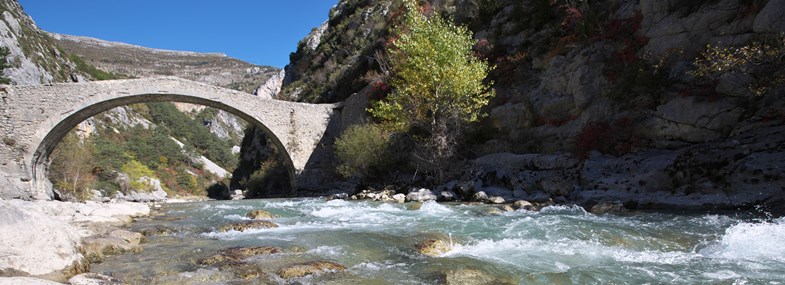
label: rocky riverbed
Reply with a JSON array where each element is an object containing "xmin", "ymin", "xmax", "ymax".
[{"xmin": 0, "ymin": 199, "xmax": 151, "ymax": 284}]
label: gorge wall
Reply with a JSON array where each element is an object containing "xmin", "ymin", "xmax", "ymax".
[{"xmin": 274, "ymin": 0, "xmax": 785, "ymax": 211}]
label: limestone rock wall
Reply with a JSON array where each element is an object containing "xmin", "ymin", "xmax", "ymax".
[{"xmin": 0, "ymin": 0, "xmax": 76, "ymax": 84}]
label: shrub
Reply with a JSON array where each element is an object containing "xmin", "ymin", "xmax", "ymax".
[
  {"xmin": 0, "ymin": 47, "xmax": 11, "ymax": 84},
  {"xmin": 335, "ymin": 124, "xmax": 392, "ymax": 178},
  {"xmin": 120, "ymin": 159, "xmax": 157, "ymax": 192},
  {"xmin": 692, "ymin": 36, "xmax": 785, "ymax": 96}
]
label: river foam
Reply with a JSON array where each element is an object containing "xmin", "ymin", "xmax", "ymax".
[{"xmin": 700, "ymin": 218, "xmax": 785, "ymax": 263}]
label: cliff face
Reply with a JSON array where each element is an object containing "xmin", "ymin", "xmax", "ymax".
[
  {"xmin": 280, "ymin": 0, "xmax": 785, "ymax": 211},
  {"xmin": 0, "ymin": 0, "xmax": 77, "ymax": 84}
]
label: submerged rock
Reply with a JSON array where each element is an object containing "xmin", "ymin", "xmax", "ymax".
[
  {"xmin": 440, "ymin": 268, "xmax": 495, "ymax": 285},
  {"xmin": 407, "ymin": 202, "xmax": 423, "ymax": 211},
  {"xmin": 417, "ymin": 239, "xmax": 453, "ymax": 257},
  {"xmin": 82, "ymin": 230, "xmax": 145, "ymax": 263},
  {"xmin": 198, "ymin": 246, "xmax": 284, "ymax": 266},
  {"xmin": 218, "ymin": 220, "xmax": 279, "ymax": 232},
  {"xmin": 485, "ymin": 207, "xmax": 504, "ymax": 216},
  {"xmin": 277, "ymin": 261, "xmax": 347, "ymax": 279},
  {"xmin": 245, "ymin": 209, "xmax": 275, "ymax": 220},
  {"xmin": 140, "ymin": 225, "xmax": 176, "ymax": 236}
]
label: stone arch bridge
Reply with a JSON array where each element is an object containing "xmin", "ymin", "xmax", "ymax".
[{"xmin": 0, "ymin": 77, "xmax": 342, "ymax": 199}]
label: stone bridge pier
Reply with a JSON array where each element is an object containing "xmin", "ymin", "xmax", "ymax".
[{"xmin": 0, "ymin": 77, "xmax": 340, "ymax": 199}]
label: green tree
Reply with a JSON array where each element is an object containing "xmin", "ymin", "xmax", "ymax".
[
  {"xmin": 49, "ymin": 132, "xmax": 95, "ymax": 200},
  {"xmin": 369, "ymin": 0, "xmax": 494, "ymax": 182}
]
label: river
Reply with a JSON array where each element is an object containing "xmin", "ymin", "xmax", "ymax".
[{"xmin": 91, "ymin": 198, "xmax": 785, "ymax": 284}]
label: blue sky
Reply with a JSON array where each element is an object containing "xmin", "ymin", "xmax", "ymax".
[{"xmin": 18, "ymin": 1, "xmax": 339, "ymax": 68}]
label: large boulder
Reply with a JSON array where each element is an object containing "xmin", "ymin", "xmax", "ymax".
[{"xmin": 0, "ymin": 200, "xmax": 83, "ymax": 277}]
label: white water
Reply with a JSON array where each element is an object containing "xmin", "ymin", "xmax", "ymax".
[{"xmin": 93, "ymin": 199, "xmax": 785, "ymax": 284}]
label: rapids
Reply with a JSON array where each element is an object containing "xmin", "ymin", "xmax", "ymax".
[{"xmin": 91, "ymin": 198, "xmax": 785, "ymax": 284}]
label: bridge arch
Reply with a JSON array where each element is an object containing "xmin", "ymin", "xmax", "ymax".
[{"xmin": 0, "ymin": 77, "xmax": 336, "ymax": 199}]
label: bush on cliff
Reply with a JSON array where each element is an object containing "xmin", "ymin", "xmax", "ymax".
[{"xmin": 335, "ymin": 124, "xmax": 393, "ymax": 179}]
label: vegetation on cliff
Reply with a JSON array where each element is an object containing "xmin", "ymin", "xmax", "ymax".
[{"xmin": 48, "ymin": 102, "xmax": 237, "ymax": 200}]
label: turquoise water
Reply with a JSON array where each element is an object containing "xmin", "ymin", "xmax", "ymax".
[{"xmin": 92, "ymin": 198, "xmax": 785, "ymax": 284}]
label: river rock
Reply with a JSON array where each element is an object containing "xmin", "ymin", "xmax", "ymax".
[
  {"xmin": 416, "ymin": 239, "xmax": 453, "ymax": 257},
  {"xmin": 69, "ymin": 272, "xmax": 123, "ymax": 285},
  {"xmin": 246, "ymin": 210, "xmax": 275, "ymax": 220},
  {"xmin": 488, "ymin": 196, "xmax": 506, "ymax": 204},
  {"xmin": 198, "ymin": 246, "xmax": 283, "ymax": 266},
  {"xmin": 82, "ymin": 230, "xmax": 144, "ymax": 263},
  {"xmin": 500, "ymin": 205, "xmax": 515, "ymax": 212},
  {"xmin": 218, "ymin": 220, "xmax": 279, "ymax": 232},
  {"xmin": 438, "ymin": 190, "xmax": 458, "ymax": 202},
  {"xmin": 513, "ymin": 200, "xmax": 536, "ymax": 211},
  {"xmin": 406, "ymin": 188, "xmax": 437, "ymax": 202},
  {"xmin": 485, "ymin": 207, "xmax": 504, "ymax": 216},
  {"xmin": 140, "ymin": 225, "xmax": 176, "ymax": 236},
  {"xmin": 392, "ymin": 193, "xmax": 406, "ymax": 203},
  {"xmin": 277, "ymin": 261, "xmax": 347, "ymax": 279},
  {"xmin": 471, "ymin": 191, "xmax": 489, "ymax": 202},
  {"xmin": 327, "ymin": 193, "xmax": 349, "ymax": 200},
  {"xmin": 230, "ymin": 190, "xmax": 245, "ymax": 200},
  {"xmin": 440, "ymin": 268, "xmax": 495, "ymax": 285}
]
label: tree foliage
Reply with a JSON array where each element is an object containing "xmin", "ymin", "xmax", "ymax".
[
  {"xmin": 369, "ymin": 0, "xmax": 494, "ymax": 181},
  {"xmin": 49, "ymin": 132, "xmax": 95, "ymax": 200}
]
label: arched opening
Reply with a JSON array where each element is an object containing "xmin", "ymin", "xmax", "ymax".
[{"xmin": 30, "ymin": 93, "xmax": 297, "ymax": 200}]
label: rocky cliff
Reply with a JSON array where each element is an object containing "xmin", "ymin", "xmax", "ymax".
[
  {"xmin": 0, "ymin": 0, "xmax": 77, "ymax": 84},
  {"xmin": 280, "ymin": 0, "xmax": 785, "ymax": 212}
]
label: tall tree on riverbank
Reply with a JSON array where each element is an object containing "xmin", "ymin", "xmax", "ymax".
[
  {"xmin": 49, "ymin": 132, "xmax": 95, "ymax": 200},
  {"xmin": 370, "ymin": 0, "xmax": 494, "ymax": 182}
]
